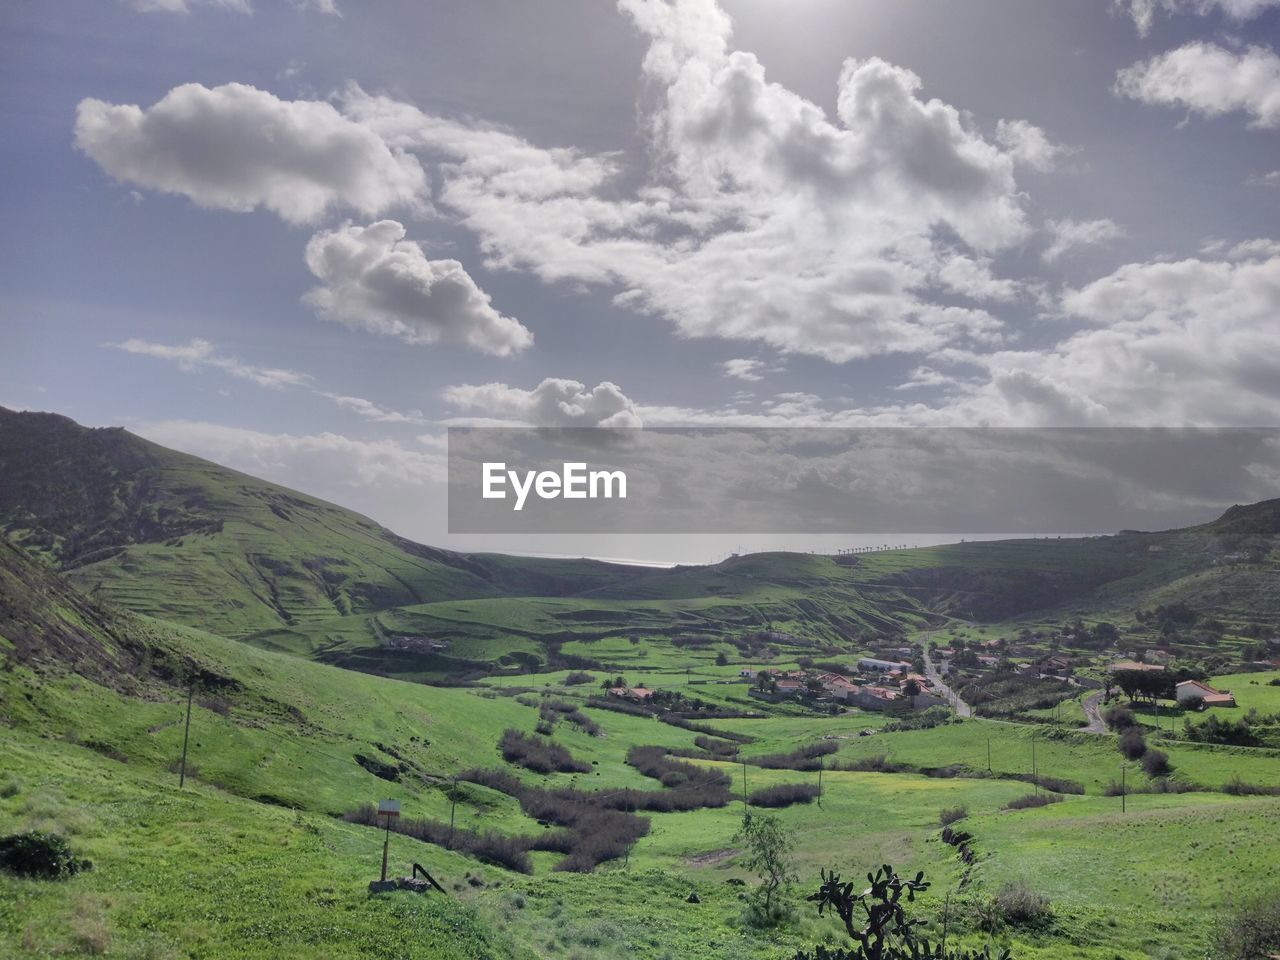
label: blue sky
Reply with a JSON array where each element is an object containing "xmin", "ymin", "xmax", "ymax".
[{"xmin": 2, "ymin": 0, "xmax": 1279, "ymax": 561}]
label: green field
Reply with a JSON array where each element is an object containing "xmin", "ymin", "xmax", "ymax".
[{"xmin": 3, "ymin": 409, "xmax": 1280, "ymax": 959}]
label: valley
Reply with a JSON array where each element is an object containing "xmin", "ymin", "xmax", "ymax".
[{"xmin": 2, "ymin": 408, "xmax": 1279, "ymax": 960}]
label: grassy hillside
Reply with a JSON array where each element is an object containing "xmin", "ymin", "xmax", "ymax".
[
  {"xmin": 5, "ymin": 533, "xmax": 1280, "ymax": 958},
  {"xmin": 0, "ymin": 408, "xmax": 641, "ymax": 639},
  {"xmin": 5, "ymin": 408, "xmax": 1278, "ymax": 687}
]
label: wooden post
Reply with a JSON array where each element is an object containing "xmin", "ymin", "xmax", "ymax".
[
  {"xmin": 817, "ymin": 761, "xmax": 823, "ymax": 808},
  {"xmin": 986, "ymin": 737, "xmax": 991, "ymax": 773},
  {"xmin": 741, "ymin": 759, "xmax": 748, "ymax": 807},
  {"xmin": 179, "ymin": 680, "xmax": 195, "ymax": 789},
  {"xmin": 1121, "ymin": 764, "xmax": 1126, "ymax": 814},
  {"xmin": 380, "ymin": 814, "xmax": 390, "ymax": 883}
]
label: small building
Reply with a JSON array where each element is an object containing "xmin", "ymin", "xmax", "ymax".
[
  {"xmin": 1110, "ymin": 661, "xmax": 1165, "ymax": 673},
  {"xmin": 607, "ymin": 686, "xmax": 654, "ymax": 702},
  {"xmin": 739, "ymin": 668, "xmax": 758, "ymax": 679},
  {"xmin": 1040, "ymin": 655, "xmax": 1073, "ymax": 676},
  {"xmin": 818, "ymin": 673, "xmax": 858, "ymax": 700},
  {"xmin": 847, "ymin": 685, "xmax": 903, "ymax": 711},
  {"xmin": 858, "ymin": 657, "xmax": 912, "ymax": 674},
  {"xmin": 1175, "ymin": 680, "xmax": 1235, "ymax": 708}
]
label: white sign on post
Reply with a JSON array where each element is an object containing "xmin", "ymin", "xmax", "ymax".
[{"xmin": 377, "ymin": 799, "xmax": 401, "ymax": 818}]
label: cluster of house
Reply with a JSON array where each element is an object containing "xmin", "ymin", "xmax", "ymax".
[{"xmin": 740, "ymin": 657, "xmax": 947, "ymax": 712}]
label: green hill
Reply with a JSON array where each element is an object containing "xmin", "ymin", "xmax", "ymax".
[
  {"xmin": 0, "ymin": 408, "xmax": 640, "ymax": 639},
  {"xmin": 2, "ymin": 432, "xmax": 1279, "ymax": 959},
  {"xmin": 3, "ymin": 407, "xmax": 1278, "ymax": 685}
]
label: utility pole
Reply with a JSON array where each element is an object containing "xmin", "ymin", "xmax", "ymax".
[
  {"xmin": 817, "ymin": 761, "xmax": 823, "ymax": 808},
  {"xmin": 741, "ymin": 759, "xmax": 748, "ymax": 807},
  {"xmin": 1121, "ymin": 764, "xmax": 1127, "ymax": 814},
  {"xmin": 448, "ymin": 776, "xmax": 458, "ymax": 845},
  {"xmin": 179, "ymin": 679, "xmax": 195, "ymax": 788},
  {"xmin": 1031, "ymin": 734, "xmax": 1038, "ymax": 795},
  {"xmin": 987, "ymin": 737, "xmax": 992, "ymax": 773}
]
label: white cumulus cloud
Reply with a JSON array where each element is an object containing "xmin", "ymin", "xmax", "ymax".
[
  {"xmin": 303, "ymin": 220, "xmax": 532, "ymax": 356},
  {"xmin": 995, "ymin": 119, "xmax": 1071, "ymax": 172},
  {"xmin": 442, "ymin": 378, "xmax": 644, "ymax": 427},
  {"xmin": 337, "ymin": 0, "xmax": 1039, "ymax": 363},
  {"xmin": 75, "ymin": 82, "xmax": 426, "ymax": 224},
  {"xmin": 1117, "ymin": 43, "xmax": 1280, "ymax": 129}
]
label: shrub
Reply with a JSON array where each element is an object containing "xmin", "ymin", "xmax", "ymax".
[
  {"xmin": 499, "ymin": 729, "xmax": 591, "ymax": 774},
  {"xmin": 747, "ymin": 741, "xmax": 838, "ymax": 771},
  {"xmin": 994, "ymin": 883, "xmax": 1053, "ymax": 929},
  {"xmin": 1030, "ymin": 775, "xmax": 1085, "ymax": 795},
  {"xmin": 1104, "ymin": 704, "xmax": 1137, "ymax": 730},
  {"xmin": 839, "ymin": 754, "xmax": 909, "ymax": 774},
  {"xmin": 1118, "ymin": 726, "xmax": 1147, "ymax": 760},
  {"xmin": 1211, "ymin": 893, "xmax": 1280, "ymax": 960},
  {"xmin": 1223, "ymin": 776, "xmax": 1280, "ymax": 796},
  {"xmin": 939, "ymin": 805, "xmax": 968, "ymax": 827},
  {"xmin": 0, "ymin": 831, "xmax": 90, "ymax": 880},
  {"xmin": 749, "ymin": 783, "xmax": 821, "ymax": 808},
  {"xmin": 1141, "ymin": 748, "xmax": 1173, "ymax": 778},
  {"xmin": 694, "ymin": 734, "xmax": 740, "ymax": 757},
  {"xmin": 343, "ymin": 804, "xmax": 539, "ymax": 873},
  {"xmin": 563, "ymin": 671, "xmax": 594, "ymax": 686},
  {"xmin": 1004, "ymin": 792, "xmax": 1063, "ymax": 810}
]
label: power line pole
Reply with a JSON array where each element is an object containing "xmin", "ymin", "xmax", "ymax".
[
  {"xmin": 1121, "ymin": 764, "xmax": 1127, "ymax": 814},
  {"xmin": 741, "ymin": 759, "xmax": 748, "ymax": 807},
  {"xmin": 1031, "ymin": 734, "xmax": 1038, "ymax": 795},
  {"xmin": 448, "ymin": 776, "xmax": 458, "ymax": 845},
  {"xmin": 817, "ymin": 761, "xmax": 823, "ymax": 808},
  {"xmin": 179, "ymin": 679, "xmax": 195, "ymax": 789}
]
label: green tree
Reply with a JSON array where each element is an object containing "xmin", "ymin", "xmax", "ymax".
[{"xmin": 735, "ymin": 811, "xmax": 796, "ymax": 927}]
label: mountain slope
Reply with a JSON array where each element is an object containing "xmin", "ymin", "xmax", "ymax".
[{"xmin": 0, "ymin": 407, "xmax": 641, "ymax": 638}]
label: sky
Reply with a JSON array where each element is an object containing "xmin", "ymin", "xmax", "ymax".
[{"xmin": 2, "ymin": 0, "xmax": 1279, "ymax": 563}]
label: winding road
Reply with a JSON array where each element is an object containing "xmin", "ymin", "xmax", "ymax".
[
  {"xmin": 1081, "ymin": 689, "xmax": 1107, "ymax": 733},
  {"xmin": 922, "ymin": 647, "xmax": 972, "ymax": 718}
]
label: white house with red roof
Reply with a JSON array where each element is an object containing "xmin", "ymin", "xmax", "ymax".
[{"xmin": 1175, "ymin": 680, "xmax": 1235, "ymax": 708}]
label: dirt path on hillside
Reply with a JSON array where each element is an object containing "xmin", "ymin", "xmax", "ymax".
[{"xmin": 1081, "ymin": 690, "xmax": 1107, "ymax": 733}]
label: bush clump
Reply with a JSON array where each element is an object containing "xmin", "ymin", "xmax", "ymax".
[
  {"xmin": 747, "ymin": 741, "xmax": 838, "ymax": 771},
  {"xmin": 939, "ymin": 805, "xmax": 968, "ymax": 827},
  {"xmin": 1004, "ymin": 792, "xmax": 1063, "ymax": 811},
  {"xmin": 0, "ymin": 831, "xmax": 90, "ymax": 880},
  {"xmin": 499, "ymin": 729, "xmax": 591, "ymax": 774},
  {"xmin": 992, "ymin": 883, "xmax": 1053, "ymax": 930},
  {"xmin": 1118, "ymin": 726, "xmax": 1147, "ymax": 760},
  {"xmin": 1141, "ymin": 748, "xmax": 1173, "ymax": 778},
  {"xmin": 749, "ymin": 783, "xmax": 821, "ymax": 808},
  {"xmin": 1104, "ymin": 704, "xmax": 1137, "ymax": 730},
  {"xmin": 1210, "ymin": 893, "xmax": 1280, "ymax": 960}
]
